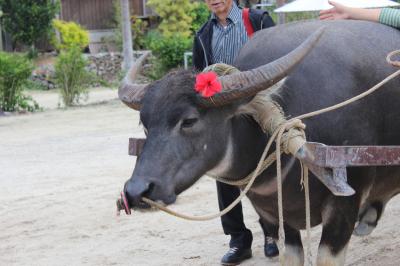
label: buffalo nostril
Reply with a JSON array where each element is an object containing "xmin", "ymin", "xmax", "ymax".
[
  {"xmin": 142, "ymin": 182, "xmax": 155, "ymax": 198},
  {"xmin": 124, "ymin": 179, "xmax": 154, "ymax": 207}
]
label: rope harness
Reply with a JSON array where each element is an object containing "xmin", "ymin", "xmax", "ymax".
[{"xmin": 124, "ymin": 50, "xmax": 400, "ymax": 266}]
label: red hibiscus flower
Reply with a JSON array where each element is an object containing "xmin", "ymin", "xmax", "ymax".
[{"xmin": 194, "ymin": 71, "xmax": 222, "ymax": 98}]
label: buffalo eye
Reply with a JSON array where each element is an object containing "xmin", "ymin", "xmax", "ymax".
[{"xmin": 181, "ymin": 118, "xmax": 198, "ymax": 129}]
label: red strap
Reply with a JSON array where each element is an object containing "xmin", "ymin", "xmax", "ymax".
[{"xmin": 242, "ymin": 8, "xmax": 254, "ymax": 38}]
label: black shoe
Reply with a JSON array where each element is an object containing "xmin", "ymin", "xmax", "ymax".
[
  {"xmin": 264, "ymin": 236, "xmax": 279, "ymax": 257},
  {"xmin": 221, "ymin": 247, "xmax": 252, "ymax": 265}
]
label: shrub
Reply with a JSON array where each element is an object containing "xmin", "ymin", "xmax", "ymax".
[
  {"xmin": 285, "ymin": 11, "xmax": 319, "ymax": 22},
  {"xmin": 54, "ymin": 47, "xmax": 91, "ymax": 106},
  {"xmin": 190, "ymin": 1, "xmax": 210, "ymax": 34},
  {"xmin": 147, "ymin": 0, "xmax": 195, "ymax": 38},
  {"xmin": 264, "ymin": 6, "xmax": 318, "ymax": 23},
  {"xmin": 52, "ymin": 19, "xmax": 89, "ymax": 51},
  {"xmin": 143, "ymin": 30, "xmax": 163, "ymax": 49},
  {"xmin": 131, "ymin": 15, "xmax": 149, "ymax": 50},
  {"xmin": 52, "ymin": 20, "xmax": 90, "ymax": 105},
  {"xmin": 0, "ymin": 52, "xmax": 39, "ymax": 112},
  {"xmin": 144, "ymin": 31, "xmax": 191, "ymax": 78},
  {"xmin": 142, "ymin": 56, "xmax": 166, "ymax": 81},
  {"xmin": 0, "ymin": 0, "xmax": 58, "ymax": 55},
  {"xmin": 141, "ymin": 1, "xmax": 204, "ymax": 79},
  {"xmin": 154, "ymin": 34, "xmax": 192, "ymax": 70},
  {"xmin": 24, "ymin": 79, "xmax": 51, "ymax": 91}
]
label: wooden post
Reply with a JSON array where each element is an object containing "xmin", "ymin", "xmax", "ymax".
[
  {"xmin": 120, "ymin": 0, "xmax": 134, "ymax": 71},
  {"xmin": 0, "ymin": 10, "xmax": 3, "ymax": 51},
  {"xmin": 276, "ymin": 0, "xmax": 286, "ymax": 24}
]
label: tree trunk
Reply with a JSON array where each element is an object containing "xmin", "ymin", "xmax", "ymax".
[
  {"xmin": 120, "ymin": 0, "xmax": 134, "ymax": 71},
  {"xmin": 53, "ymin": 0, "xmax": 61, "ymax": 50}
]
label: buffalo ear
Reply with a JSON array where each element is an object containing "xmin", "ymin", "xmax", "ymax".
[{"xmin": 118, "ymin": 51, "xmax": 151, "ymax": 111}]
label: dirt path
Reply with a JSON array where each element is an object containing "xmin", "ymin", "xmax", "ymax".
[
  {"xmin": 25, "ymin": 87, "xmax": 118, "ymax": 110},
  {"xmin": 1, "ymin": 98, "xmax": 400, "ymax": 266}
]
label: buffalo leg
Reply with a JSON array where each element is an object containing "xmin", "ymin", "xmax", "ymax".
[
  {"xmin": 353, "ymin": 201, "xmax": 383, "ymax": 236},
  {"xmin": 261, "ymin": 219, "xmax": 304, "ymax": 266},
  {"xmin": 355, "ymin": 167, "xmax": 400, "ymax": 236},
  {"xmin": 317, "ymin": 194, "xmax": 359, "ymax": 266}
]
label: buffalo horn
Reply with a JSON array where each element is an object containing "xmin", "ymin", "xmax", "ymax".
[
  {"xmin": 198, "ymin": 27, "xmax": 325, "ymax": 107},
  {"xmin": 118, "ymin": 51, "xmax": 151, "ymax": 110}
]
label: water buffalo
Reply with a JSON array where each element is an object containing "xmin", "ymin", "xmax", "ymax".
[{"xmin": 120, "ymin": 20, "xmax": 400, "ymax": 265}]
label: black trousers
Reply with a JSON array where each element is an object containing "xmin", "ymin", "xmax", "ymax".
[{"xmin": 217, "ymin": 181, "xmax": 254, "ymax": 249}]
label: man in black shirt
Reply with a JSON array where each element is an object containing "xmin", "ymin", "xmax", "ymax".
[{"xmin": 193, "ymin": 1, "xmax": 279, "ymax": 265}]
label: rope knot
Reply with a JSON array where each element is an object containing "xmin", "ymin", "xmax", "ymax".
[{"xmin": 279, "ymin": 119, "xmax": 306, "ymax": 155}]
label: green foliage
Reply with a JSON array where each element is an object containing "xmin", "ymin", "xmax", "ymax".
[
  {"xmin": 189, "ymin": 1, "xmax": 210, "ymax": 33},
  {"xmin": 14, "ymin": 94, "xmax": 40, "ymax": 112},
  {"xmin": 0, "ymin": 52, "xmax": 39, "ymax": 112},
  {"xmin": 153, "ymin": 34, "xmax": 192, "ymax": 70},
  {"xmin": 87, "ymin": 71, "xmax": 112, "ymax": 88},
  {"xmin": 265, "ymin": 6, "xmax": 318, "ymax": 23},
  {"xmin": 24, "ymin": 79, "xmax": 50, "ymax": 91},
  {"xmin": 285, "ymin": 11, "xmax": 319, "ymax": 23},
  {"xmin": 110, "ymin": 0, "xmax": 123, "ymax": 51},
  {"xmin": 131, "ymin": 15, "xmax": 149, "ymax": 50},
  {"xmin": 142, "ymin": 56, "xmax": 165, "ymax": 81},
  {"xmin": 54, "ymin": 47, "xmax": 91, "ymax": 106},
  {"xmin": 141, "ymin": 0, "xmax": 203, "ymax": 78},
  {"xmin": 144, "ymin": 31, "xmax": 191, "ymax": 78},
  {"xmin": 143, "ymin": 30, "xmax": 163, "ymax": 50},
  {"xmin": 52, "ymin": 19, "xmax": 89, "ymax": 51},
  {"xmin": 0, "ymin": 0, "xmax": 58, "ymax": 52},
  {"xmin": 147, "ymin": 0, "xmax": 195, "ymax": 38}
]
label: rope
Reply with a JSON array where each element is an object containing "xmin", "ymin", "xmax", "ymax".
[
  {"xmin": 139, "ymin": 50, "xmax": 400, "ymax": 265},
  {"xmin": 272, "ymin": 118, "xmax": 307, "ymax": 264},
  {"xmin": 210, "ymin": 152, "xmax": 277, "ymax": 186},
  {"xmin": 301, "ymin": 163, "xmax": 312, "ymax": 266}
]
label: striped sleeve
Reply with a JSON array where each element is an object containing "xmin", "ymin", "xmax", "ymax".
[{"xmin": 379, "ymin": 8, "xmax": 400, "ymax": 29}]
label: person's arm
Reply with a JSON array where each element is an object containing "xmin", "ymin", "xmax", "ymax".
[
  {"xmin": 192, "ymin": 35, "xmax": 202, "ymax": 71},
  {"xmin": 261, "ymin": 11, "xmax": 275, "ymax": 29},
  {"xmin": 319, "ymin": 1, "xmax": 381, "ymax": 22},
  {"xmin": 379, "ymin": 8, "xmax": 400, "ymax": 28}
]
